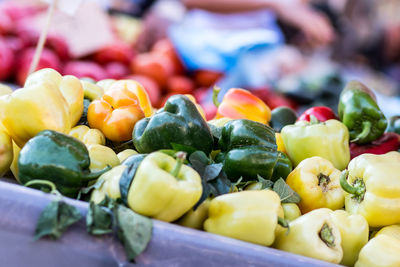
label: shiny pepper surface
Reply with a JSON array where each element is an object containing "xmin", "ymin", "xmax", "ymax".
[
  {"xmin": 0, "ymin": 128, "xmax": 13, "ymax": 176},
  {"xmin": 204, "ymin": 190, "xmax": 284, "ymax": 246},
  {"xmin": 69, "ymin": 125, "xmax": 105, "ymax": 145},
  {"xmin": 88, "ymin": 85, "xmax": 145, "ymax": 141},
  {"xmin": 286, "ymin": 157, "xmax": 344, "ymax": 213},
  {"xmin": 214, "ymin": 87, "xmax": 271, "ymax": 124},
  {"xmin": 340, "ymin": 151, "xmax": 400, "ymax": 227},
  {"xmin": 282, "ymin": 119, "xmax": 350, "ymax": 170},
  {"xmin": 274, "ymin": 208, "xmax": 343, "ymax": 264}
]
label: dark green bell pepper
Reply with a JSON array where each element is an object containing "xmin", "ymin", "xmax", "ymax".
[
  {"xmin": 338, "ymin": 81, "xmax": 387, "ymax": 144},
  {"xmin": 18, "ymin": 130, "xmax": 110, "ymax": 197},
  {"xmin": 133, "ymin": 95, "xmax": 213, "ymax": 155},
  {"xmin": 387, "ymin": 116, "xmax": 400, "ymax": 135},
  {"xmin": 270, "ymin": 107, "xmax": 298, "ymax": 132},
  {"xmin": 271, "ymin": 152, "xmax": 292, "ymax": 182},
  {"xmin": 216, "ymin": 119, "xmax": 279, "ymax": 181}
]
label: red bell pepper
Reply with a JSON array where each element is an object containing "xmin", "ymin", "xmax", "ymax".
[
  {"xmin": 350, "ymin": 132, "xmax": 400, "ymax": 159},
  {"xmin": 298, "ymin": 106, "xmax": 337, "ymax": 122}
]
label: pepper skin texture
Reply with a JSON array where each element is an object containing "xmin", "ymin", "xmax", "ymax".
[
  {"xmin": 338, "ymin": 80, "xmax": 387, "ymax": 144},
  {"xmin": 274, "ymin": 208, "xmax": 343, "ymax": 264},
  {"xmin": 214, "ymin": 88, "xmax": 271, "ymax": 124},
  {"xmin": 330, "ymin": 210, "xmax": 369, "ymax": 266},
  {"xmin": 126, "ymin": 152, "xmax": 202, "ymax": 222},
  {"xmin": 117, "ymin": 149, "xmax": 138, "ymax": 163},
  {"xmin": 69, "ymin": 125, "xmax": 106, "ymax": 145},
  {"xmin": 177, "ymin": 198, "xmax": 211, "ymax": 230},
  {"xmin": 204, "ymin": 190, "xmax": 284, "ymax": 246},
  {"xmin": 91, "ymin": 165, "xmax": 127, "ymax": 204},
  {"xmin": 0, "ymin": 128, "xmax": 13, "ymax": 176},
  {"xmin": 133, "ymin": 95, "xmax": 213, "ymax": 155},
  {"xmin": 88, "ymin": 85, "xmax": 145, "ymax": 141},
  {"xmin": 286, "ymin": 157, "xmax": 344, "ymax": 213},
  {"xmin": 270, "ymin": 106, "xmax": 297, "ymax": 133},
  {"xmin": 298, "ymin": 106, "xmax": 337, "ymax": 122},
  {"xmin": 80, "ymin": 80, "xmax": 104, "ymax": 101},
  {"xmin": 281, "ymin": 119, "xmax": 350, "ymax": 170},
  {"xmin": 282, "ymin": 203, "xmax": 301, "ymax": 221},
  {"xmin": 86, "ymin": 144, "xmax": 120, "ymax": 172},
  {"xmin": 340, "ymin": 152, "xmax": 400, "ymax": 227}
]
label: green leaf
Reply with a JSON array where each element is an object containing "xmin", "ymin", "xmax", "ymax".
[
  {"xmin": 257, "ymin": 175, "xmax": 274, "ymax": 189},
  {"xmin": 272, "ymin": 178, "xmax": 301, "ymax": 203},
  {"xmin": 86, "ymin": 201, "xmax": 114, "ymax": 235},
  {"xmin": 116, "ymin": 205, "xmax": 152, "ymax": 262},
  {"xmin": 34, "ymin": 200, "xmax": 82, "ymax": 240},
  {"xmin": 170, "ymin": 143, "xmax": 197, "ymax": 155},
  {"xmin": 188, "ymin": 151, "xmax": 210, "ymax": 176},
  {"xmin": 204, "ymin": 163, "xmax": 223, "ymax": 182},
  {"xmin": 77, "ymin": 178, "xmax": 105, "ymax": 200}
]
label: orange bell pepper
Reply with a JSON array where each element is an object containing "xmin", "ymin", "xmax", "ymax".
[
  {"xmin": 87, "ymin": 86, "xmax": 145, "ymax": 141},
  {"xmin": 108, "ymin": 79, "xmax": 153, "ymax": 117},
  {"xmin": 213, "ymin": 87, "xmax": 271, "ymax": 124}
]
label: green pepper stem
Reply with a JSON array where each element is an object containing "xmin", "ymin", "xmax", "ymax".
[
  {"xmin": 82, "ymin": 165, "xmax": 112, "ymax": 180},
  {"xmin": 277, "ymin": 216, "xmax": 289, "ymax": 228},
  {"xmin": 351, "ymin": 121, "xmax": 371, "ymax": 143},
  {"xmin": 319, "ymin": 223, "xmax": 335, "ymax": 248},
  {"xmin": 212, "ymin": 86, "xmax": 221, "ymax": 107},
  {"xmin": 24, "ymin": 179, "xmax": 61, "ymax": 197},
  {"xmin": 170, "ymin": 152, "xmax": 187, "ymax": 178},
  {"xmin": 339, "ymin": 170, "xmax": 357, "ymax": 194}
]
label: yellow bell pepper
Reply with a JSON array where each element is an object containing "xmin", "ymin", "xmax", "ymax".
[
  {"xmin": 0, "ymin": 84, "xmax": 12, "ymax": 96},
  {"xmin": 0, "ymin": 128, "xmax": 13, "ymax": 176},
  {"xmin": 286, "ymin": 157, "xmax": 344, "ymax": 213},
  {"xmin": 275, "ymin": 133, "xmax": 286, "ymax": 153},
  {"xmin": 69, "ymin": 125, "xmax": 105, "ymax": 145},
  {"xmin": 96, "ymin": 79, "xmax": 116, "ymax": 92},
  {"xmin": 177, "ymin": 198, "xmax": 211, "ymax": 230},
  {"xmin": 330, "ymin": 210, "xmax": 369, "ymax": 266},
  {"xmin": 10, "ymin": 140, "xmax": 20, "ymax": 182},
  {"xmin": 340, "ymin": 151, "xmax": 400, "ymax": 227},
  {"xmin": 117, "ymin": 149, "xmax": 138, "ymax": 163},
  {"xmin": 207, "ymin": 117, "xmax": 232, "ymax": 128},
  {"xmin": 91, "ymin": 165, "xmax": 127, "ymax": 204},
  {"xmin": 355, "ymin": 225, "xmax": 400, "ymax": 267},
  {"xmin": 81, "ymin": 80, "xmax": 104, "ymax": 101},
  {"xmin": 282, "ymin": 203, "xmax": 301, "ymax": 221},
  {"xmin": 204, "ymin": 190, "xmax": 286, "ymax": 246},
  {"xmin": 25, "ymin": 68, "xmax": 84, "ymax": 128},
  {"xmin": 274, "ymin": 208, "xmax": 343, "ymax": 264},
  {"xmin": 0, "ymin": 82, "xmax": 70, "ymax": 147},
  {"xmin": 86, "ymin": 144, "xmax": 120, "ymax": 172}
]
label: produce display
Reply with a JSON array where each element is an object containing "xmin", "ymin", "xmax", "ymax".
[{"xmin": 1, "ymin": 67, "xmax": 400, "ymax": 267}]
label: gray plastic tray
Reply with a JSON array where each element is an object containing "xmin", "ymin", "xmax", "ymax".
[{"xmin": 0, "ymin": 181, "xmax": 340, "ymax": 267}]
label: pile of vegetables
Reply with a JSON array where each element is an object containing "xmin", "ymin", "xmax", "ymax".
[{"xmin": 0, "ymin": 68, "xmax": 400, "ymax": 266}]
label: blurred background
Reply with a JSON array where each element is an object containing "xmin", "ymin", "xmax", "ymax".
[{"xmin": 0, "ymin": 0, "xmax": 399, "ymax": 119}]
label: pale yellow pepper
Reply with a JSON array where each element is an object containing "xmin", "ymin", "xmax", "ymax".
[
  {"xmin": 69, "ymin": 125, "xmax": 105, "ymax": 145},
  {"xmin": 96, "ymin": 79, "xmax": 116, "ymax": 92},
  {"xmin": 0, "ymin": 128, "xmax": 13, "ymax": 176},
  {"xmin": 81, "ymin": 80, "xmax": 104, "ymax": 101},
  {"xmin": 91, "ymin": 165, "xmax": 127, "ymax": 204},
  {"xmin": 86, "ymin": 144, "xmax": 120, "ymax": 172},
  {"xmin": 117, "ymin": 149, "xmax": 138, "ymax": 163},
  {"xmin": 10, "ymin": 140, "xmax": 20, "ymax": 182},
  {"xmin": 177, "ymin": 198, "xmax": 211, "ymax": 230},
  {"xmin": 0, "ymin": 84, "xmax": 12, "ymax": 96}
]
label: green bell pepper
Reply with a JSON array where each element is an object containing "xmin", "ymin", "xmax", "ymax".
[
  {"xmin": 270, "ymin": 107, "xmax": 298, "ymax": 133},
  {"xmin": 387, "ymin": 116, "xmax": 400, "ymax": 135},
  {"xmin": 133, "ymin": 95, "xmax": 213, "ymax": 154},
  {"xmin": 338, "ymin": 81, "xmax": 387, "ymax": 144},
  {"xmin": 216, "ymin": 119, "xmax": 279, "ymax": 181},
  {"xmin": 271, "ymin": 152, "xmax": 292, "ymax": 181},
  {"xmin": 18, "ymin": 130, "xmax": 110, "ymax": 197}
]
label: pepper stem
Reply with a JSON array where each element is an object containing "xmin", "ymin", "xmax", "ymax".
[
  {"xmin": 212, "ymin": 86, "xmax": 221, "ymax": 107},
  {"xmin": 319, "ymin": 223, "xmax": 335, "ymax": 248},
  {"xmin": 171, "ymin": 152, "xmax": 187, "ymax": 178},
  {"xmin": 277, "ymin": 216, "xmax": 289, "ymax": 228},
  {"xmin": 351, "ymin": 121, "xmax": 371, "ymax": 143},
  {"xmin": 24, "ymin": 179, "xmax": 61, "ymax": 197},
  {"xmin": 81, "ymin": 165, "xmax": 112, "ymax": 180},
  {"xmin": 340, "ymin": 170, "xmax": 358, "ymax": 194}
]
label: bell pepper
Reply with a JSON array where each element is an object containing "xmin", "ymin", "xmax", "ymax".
[
  {"xmin": 204, "ymin": 190, "xmax": 286, "ymax": 246},
  {"xmin": 271, "ymin": 152, "xmax": 292, "ymax": 181},
  {"xmin": 282, "ymin": 203, "xmax": 301, "ymax": 221},
  {"xmin": 117, "ymin": 149, "xmax": 138, "ymax": 163},
  {"xmin": 298, "ymin": 106, "xmax": 337, "ymax": 122},
  {"xmin": 177, "ymin": 198, "xmax": 211, "ymax": 230},
  {"xmin": 275, "ymin": 133, "xmax": 286, "ymax": 153},
  {"xmin": 0, "ymin": 81, "xmax": 70, "ymax": 148},
  {"xmin": 340, "ymin": 151, "xmax": 400, "ymax": 227},
  {"xmin": 86, "ymin": 144, "xmax": 120, "ymax": 172},
  {"xmin": 69, "ymin": 125, "xmax": 105, "ymax": 145},
  {"xmin": 0, "ymin": 128, "xmax": 13, "ymax": 176},
  {"xmin": 0, "ymin": 84, "xmax": 12, "ymax": 96},
  {"xmin": 110, "ymin": 80, "xmax": 153, "ymax": 117},
  {"xmin": 185, "ymin": 94, "xmax": 206, "ymax": 120},
  {"xmin": 274, "ymin": 208, "xmax": 343, "ymax": 264},
  {"xmin": 96, "ymin": 79, "xmax": 116, "ymax": 92},
  {"xmin": 25, "ymin": 68, "xmax": 84, "ymax": 128},
  {"xmin": 91, "ymin": 165, "xmax": 127, "ymax": 204},
  {"xmin": 338, "ymin": 80, "xmax": 387, "ymax": 144},
  {"xmin": 286, "ymin": 157, "xmax": 344, "ymax": 213},
  {"xmin": 330, "ymin": 210, "xmax": 369, "ymax": 266},
  {"xmin": 133, "ymin": 95, "xmax": 213, "ymax": 155},
  {"xmin": 10, "ymin": 140, "xmax": 20, "ymax": 182},
  {"xmin": 270, "ymin": 106, "xmax": 297, "ymax": 132},
  {"xmin": 350, "ymin": 132, "xmax": 399, "ymax": 159},
  {"xmin": 18, "ymin": 130, "xmax": 110, "ymax": 197},
  {"xmin": 216, "ymin": 119, "xmax": 279, "ymax": 181},
  {"xmin": 387, "ymin": 115, "xmax": 400, "ymax": 134},
  {"xmin": 281, "ymin": 118, "xmax": 350, "ymax": 170},
  {"xmin": 88, "ymin": 85, "xmax": 145, "ymax": 141},
  {"xmin": 213, "ymin": 87, "xmax": 271, "ymax": 124},
  {"xmin": 355, "ymin": 225, "xmax": 400, "ymax": 267},
  {"xmin": 124, "ymin": 152, "xmax": 202, "ymax": 222},
  {"xmin": 81, "ymin": 80, "xmax": 104, "ymax": 101}
]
